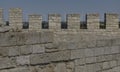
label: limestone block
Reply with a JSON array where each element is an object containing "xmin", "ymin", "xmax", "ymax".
[
  {"xmin": 0, "ymin": 32, "xmax": 17, "ymax": 46},
  {"xmin": 9, "ymin": 67, "xmax": 30, "ymax": 72},
  {"xmin": 75, "ymin": 65, "xmax": 87, "ymax": 72},
  {"xmin": 71, "ymin": 49, "xmax": 85, "ymax": 59},
  {"xmin": 45, "ymin": 43, "xmax": 59, "ymax": 52},
  {"xmin": 110, "ymin": 60, "xmax": 117, "ymax": 67},
  {"xmin": 54, "ymin": 63, "xmax": 67, "ymax": 72},
  {"xmin": 0, "ymin": 57, "xmax": 16, "ymax": 69},
  {"xmin": 50, "ymin": 50, "xmax": 71, "ymax": 62},
  {"xmin": 8, "ymin": 46, "xmax": 20, "ymax": 56},
  {"xmin": 20, "ymin": 45, "xmax": 33, "ymax": 55},
  {"xmin": 96, "ymin": 39, "xmax": 112, "ymax": 47},
  {"xmin": 102, "ymin": 62, "xmax": 110, "ymax": 69},
  {"xmin": 30, "ymin": 53, "xmax": 50, "ymax": 65},
  {"xmin": 111, "ymin": 46, "xmax": 120, "ymax": 54},
  {"xmin": 94, "ymin": 47, "xmax": 104, "ymax": 56},
  {"xmin": 74, "ymin": 58, "xmax": 86, "ymax": 66},
  {"xmin": 66, "ymin": 62, "xmax": 75, "ymax": 72},
  {"xmin": 112, "ymin": 38, "xmax": 120, "ymax": 45},
  {"xmin": 16, "ymin": 55, "xmax": 30, "ymax": 65},
  {"xmin": 111, "ymin": 66, "xmax": 120, "ymax": 72},
  {"xmin": 32, "ymin": 44, "xmax": 45, "ymax": 54},
  {"xmin": 0, "ymin": 47, "xmax": 8, "ymax": 57},
  {"xmin": 85, "ymin": 48, "xmax": 94, "ymax": 57},
  {"xmin": 25, "ymin": 32, "xmax": 41, "ymax": 44},
  {"xmin": 104, "ymin": 47, "xmax": 111, "ymax": 55},
  {"xmin": 41, "ymin": 31, "xmax": 53, "ymax": 43},
  {"xmin": 85, "ymin": 57, "xmax": 96, "ymax": 64}
]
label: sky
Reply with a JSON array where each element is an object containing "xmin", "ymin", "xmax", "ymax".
[{"xmin": 0, "ymin": 0, "xmax": 120, "ymax": 21}]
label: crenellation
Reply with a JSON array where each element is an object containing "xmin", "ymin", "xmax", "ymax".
[
  {"xmin": 86, "ymin": 13, "xmax": 100, "ymax": 30},
  {"xmin": 67, "ymin": 14, "xmax": 80, "ymax": 29},
  {"xmin": 105, "ymin": 13, "xmax": 119, "ymax": 31},
  {"xmin": 0, "ymin": 8, "xmax": 4, "ymax": 26},
  {"xmin": 28, "ymin": 14, "xmax": 42, "ymax": 31},
  {"xmin": 48, "ymin": 14, "xmax": 61, "ymax": 30},
  {"xmin": 9, "ymin": 8, "xmax": 23, "ymax": 31},
  {"xmin": 0, "ymin": 8, "xmax": 120, "ymax": 72}
]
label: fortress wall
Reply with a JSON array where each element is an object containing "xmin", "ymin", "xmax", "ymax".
[{"xmin": 0, "ymin": 8, "xmax": 120, "ymax": 72}]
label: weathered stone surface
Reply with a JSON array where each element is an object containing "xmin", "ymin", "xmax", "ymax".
[
  {"xmin": 111, "ymin": 46, "xmax": 120, "ymax": 54},
  {"xmin": 8, "ymin": 46, "xmax": 20, "ymax": 56},
  {"xmin": 71, "ymin": 49, "xmax": 85, "ymax": 59},
  {"xmin": 0, "ymin": 57, "xmax": 16, "ymax": 69},
  {"xmin": 0, "ymin": 47, "xmax": 8, "ymax": 56},
  {"xmin": 20, "ymin": 45, "xmax": 32, "ymax": 55},
  {"xmin": 9, "ymin": 67, "xmax": 30, "ymax": 72},
  {"xmin": 16, "ymin": 55, "xmax": 30, "ymax": 65},
  {"xmin": 25, "ymin": 32, "xmax": 41, "ymax": 44},
  {"xmin": 75, "ymin": 58, "xmax": 86, "ymax": 66},
  {"xmin": 85, "ymin": 48, "xmax": 94, "ymax": 57},
  {"xmin": 0, "ymin": 32, "xmax": 17, "ymax": 46},
  {"xmin": 50, "ymin": 50, "xmax": 71, "ymax": 62},
  {"xmin": 54, "ymin": 63, "xmax": 66, "ymax": 72},
  {"xmin": 30, "ymin": 53, "xmax": 50, "ymax": 65},
  {"xmin": 41, "ymin": 31, "xmax": 53, "ymax": 43},
  {"xmin": 32, "ymin": 44, "xmax": 45, "ymax": 54}
]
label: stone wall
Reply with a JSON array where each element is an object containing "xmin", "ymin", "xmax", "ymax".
[{"xmin": 0, "ymin": 8, "xmax": 120, "ymax": 72}]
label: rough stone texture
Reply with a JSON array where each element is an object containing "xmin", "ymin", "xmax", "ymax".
[
  {"xmin": 0, "ymin": 8, "xmax": 120, "ymax": 72},
  {"xmin": 0, "ymin": 57, "xmax": 16, "ymax": 69},
  {"xmin": 32, "ymin": 44, "xmax": 45, "ymax": 54},
  {"xmin": 105, "ymin": 13, "xmax": 119, "ymax": 31},
  {"xmin": 9, "ymin": 8, "xmax": 23, "ymax": 31},
  {"xmin": 67, "ymin": 14, "xmax": 80, "ymax": 29},
  {"xmin": 48, "ymin": 14, "xmax": 61, "ymax": 30},
  {"xmin": 16, "ymin": 55, "xmax": 30, "ymax": 65},
  {"xmin": 86, "ymin": 13, "xmax": 99, "ymax": 30},
  {"xmin": 0, "ymin": 8, "xmax": 4, "ymax": 26},
  {"xmin": 29, "ymin": 14, "xmax": 42, "ymax": 31}
]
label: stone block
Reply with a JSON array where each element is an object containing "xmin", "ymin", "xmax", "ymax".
[
  {"xmin": 30, "ymin": 53, "xmax": 50, "ymax": 65},
  {"xmin": 45, "ymin": 43, "xmax": 59, "ymax": 52},
  {"xmin": 75, "ymin": 65, "xmax": 87, "ymax": 72},
  {"xmin": 41, "ymin": 31, "xmax": 53, "ymax": 43},
  {"xmin": 20, "ymin": 45, "xmax": 33, "ymax": 55},
  {"xmin": 32, "ymin": 44, "xmax": 45, "ymax": 54},
  {"xmin": 102, "ymin": 62, "xmax": 110, "ymax": 69},
  {"xmin": 104, "ymin": 47, "xmax": 111, "ymax": 55},
  {"xmin": 111, "ymin": 46, "xmax": 120, "ymax": 54},
  {"xmin": 110, "ymin": 60, "xmax": 117, "ymax": 67},
  {"xmin": 71, "ymin": 49, "xmax": 85, "ymax": 59},
  {"xmin": 25, "ymin": 32, "xmax": 41, "ymax": 44},
  {"xmin": 8, "ymin": 46, "xmax": 20, "ymax": 56},
  {"xmin": 54, "ymin": 63, "xmax": 67, "ymax": 72},
  {"xmin": 96, "ymin": 39, "xmax": 112, "ymax": 47},
  {"xmin": 9, "ymin": 67, "xmax": 30, "ymax": 72},
  {"xmin": 74, "ymin": 58, "xmax": 86, "ymax": 66},
  {"xmin": 16, "ymin": 56, "xmax": 30, "ymax": 65},
  {"xmin": 85, "ymin": 57, "xmax": 96, "ymax": 64},
  {"xmin": 0, "ymin": 47, "xmax": 8, "ymax": 57},
  {"xmin": 0, "ymin": 57, "xmax": 16, "ymax": 69},
  {"xmin": 50, "ymin": 50, "xmax": 71, "ymax": 62},
  {"xmin": 85, "ymin": 48, "xmax": 94, "ymax": 57},
  {"xmin": 0, "ymin": 32, "xmax": 17, "ymax": 46},
  {"xmin": 94, "ymin": 47, "xmax": 104, "ymax": 56}
]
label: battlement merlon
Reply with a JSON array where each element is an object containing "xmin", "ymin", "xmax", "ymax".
[
  {"xmin": 105, "ymin": 13, "xmax": 119, "ymax": 31},
  {"xmin": 28, "ymin": 14, "xmax": 42, "ymax": 31},
  {"xmin": 0, "ymin": 8, "xmax": 120, "ymax": 32},
  {"xmin": 0, "ymin": 8, "xmax": 4, "ymax": 26},
  {"xmin": 9, "ymin": 8, "xmax": 23, "ymax": 30}
]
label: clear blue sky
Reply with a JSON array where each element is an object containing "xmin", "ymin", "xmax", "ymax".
[{"xmin": 0, "ymin": 0, "xmax": 120, "ymax": 21}]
